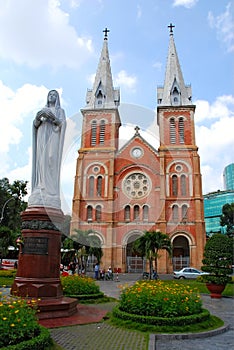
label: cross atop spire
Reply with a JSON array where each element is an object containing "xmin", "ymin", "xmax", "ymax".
[
  {"xmin": 103, "ymin": 27, "xmax": 110, "ymax": 40},
  {"xmin": 168, "ymin": 23, "xmax": 175, "ymax": 34},
  {"xmin": 135, "ymin": 126, "xmax": 140, "ymax": 135}
]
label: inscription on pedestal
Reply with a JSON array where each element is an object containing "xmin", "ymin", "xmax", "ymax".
[{"xmin": 22, "ymin": 237, "xmax": 48, "ymax": 255}]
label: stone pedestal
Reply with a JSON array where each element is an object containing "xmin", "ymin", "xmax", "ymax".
[{"xmin": 11, "ymin": 206, "xmax": 77, "ymax": 319}]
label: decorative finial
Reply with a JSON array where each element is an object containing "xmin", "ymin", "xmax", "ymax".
[
  {"xmin": 103, "ymin": 27, "xmax": 110, "ymax": 40},
  {"xmin": 135, "ymin": 126, "xmax": 140, "ymax": 135},
  {"xmin": 168, "ymin": 23, "xmax": 175, "ymax": 34}
]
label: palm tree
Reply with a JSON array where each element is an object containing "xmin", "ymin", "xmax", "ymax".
[
  {"xmin": 134, "ymin": 230, "xmax": 172, "ymax": 278},
  {"xmin": 72, "ymin": 229, "xmax": 103, "ymax": 273}
]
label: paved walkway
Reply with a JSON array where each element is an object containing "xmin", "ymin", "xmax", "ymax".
[{"xmin": 49, "ymin": 274, "xmax": 234, "ymax": 350}]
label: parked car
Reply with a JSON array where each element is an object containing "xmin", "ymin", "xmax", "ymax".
[{"xmin": 173, "ymin": 267, "xmax": 208, "ymax": 279}]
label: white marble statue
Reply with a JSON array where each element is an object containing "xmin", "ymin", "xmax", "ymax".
[{"xmin": 28, "ymin": 90, "xmax": 66, "ymax": 209}]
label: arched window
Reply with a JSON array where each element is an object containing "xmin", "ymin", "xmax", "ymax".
[
  {"xmin": 170, "ymin": 118, "xmax": 176, "ymax": 144},
  {"xmin": 97, "ymin": 176, "xmax": 102, "ymax": 197},
  {"xmin": 172, "ymin": 205, "xmax": 179, "ymax": 221},
  {"xmin": 91, "ymin": 120, "xmax": 97, "ymax": 146},
  {"xmin": 172, "ymin": 175, "xmax": 178, "ymax": 196},
  {"xmin": 182, "ymin": 204, "xmax": 188, "ymax": 220},
  {"xmin": 89, "ymin": 176, "xmax": 94, "ymax": 197},
  {"xmin": 87, "ymin": 205, "xmax": 93, "ymax": 221},
  {"xmin": 95, "ymin": 205, "xmax": 101, "ymax": 222},
  {"xmin": 179, "ymin": 117, "xmax": 184, "ymax": 143},
  {"xmin": 134, "ymin": 205, "xmax": 140, "ymax": 220},
  {"xmin": 124, "ymin": 205, "xmax": 130, "ymax": 221},
  {"xmin": 181, "ymin": 175, "xmax": 187, "ymax": 196},
  {"xmin": 143, "ymin": 205, "xmax": 149, "ymax": 221},
  {"xmin": 99, "ymin": 120, "xmax": 105, "ymax": 144}
]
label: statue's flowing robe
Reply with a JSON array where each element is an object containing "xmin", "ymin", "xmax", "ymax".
[{"xmin": 28, "ymin": 104, "xmax": 66, "ymax": 209}]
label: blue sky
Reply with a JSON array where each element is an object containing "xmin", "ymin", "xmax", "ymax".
[{"xmin": 0, "ymin": 0, "xmax": 233, "ymax": 214}]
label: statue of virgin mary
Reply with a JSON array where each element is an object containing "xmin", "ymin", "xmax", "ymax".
[{"xmin": 28, "ymin": 90, "xmax": 66, "ymax": 209}]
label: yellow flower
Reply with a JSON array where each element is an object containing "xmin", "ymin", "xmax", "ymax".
[
  {"xmin": 10, "ymin": 324, "xmax": 15, "ymax": 327},
  {"xmin": 2, "ymin": 317, "xmax": 7, "ymax": 320}
]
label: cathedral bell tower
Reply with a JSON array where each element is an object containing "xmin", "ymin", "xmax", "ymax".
[
  {"xmin": 71, "ymin": 29, "xmax": 121, "ymax": 266},
  {"xmin": 157, "ymin": 24, "xmax": 205, "ymax": 269}
]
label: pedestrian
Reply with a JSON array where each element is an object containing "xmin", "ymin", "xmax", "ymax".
[{"xmin": 94, "ymin": 263, "xmax": 99, "ymax": 279}]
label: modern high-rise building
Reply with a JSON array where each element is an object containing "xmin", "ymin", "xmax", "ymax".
[
  {"xmin": 70, "ymin": 26, "xmax": 206, "ymax": 273},
  {"xmin": 204, "ymin": 163, "xmax": 234, "ymax": 236},
  {"xmin": 223, "ymin": 163, "xmax": 234, "ymax": 191}
]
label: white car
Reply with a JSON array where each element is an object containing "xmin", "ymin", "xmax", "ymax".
[{"xmin": 173, "ymin": 267, "xmax": 208, "ymax": 279}]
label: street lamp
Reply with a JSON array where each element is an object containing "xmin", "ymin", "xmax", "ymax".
[{"xmin": 0, "ymin": 194, "xmax": 18, "ymax": 224}]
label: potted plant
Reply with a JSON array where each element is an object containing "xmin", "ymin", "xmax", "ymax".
[{"xmin": 201, "ymin": 233, "xmax": 233, "ymax": 298}]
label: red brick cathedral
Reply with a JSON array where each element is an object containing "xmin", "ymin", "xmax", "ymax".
[{"xmin": 71, "ymin": 26, "xmax": 206, "ymax": 274}]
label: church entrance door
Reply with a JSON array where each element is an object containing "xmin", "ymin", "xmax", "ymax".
[{"xmin": 172, "ymin": 235, "xmax": 190, "ymax": 270}]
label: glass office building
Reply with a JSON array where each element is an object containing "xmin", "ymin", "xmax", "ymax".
[
  {"xmin": 223, "ymin": 163, "xmax": 234, "ymax": 190},
  {"xmin": 204, "ymin": 164, "xmax": 234, "ymax": 236},
  {"xmin": 204, "ymin": 190, "xmax": 234, "ymax": 236}
]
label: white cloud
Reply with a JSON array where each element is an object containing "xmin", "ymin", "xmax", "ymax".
[
  {"xmin": 0, "ymin": 0, "xmax": 93, "ymax": 68},
  {"xmin": 195, "ymin": 95, "xmax": 234, "ymax": 123},
  {"xmin": 173, "ymin": 0, "xmax": 198, "ymax": 8},
  {"xmin": 0, "ymin": 81, "xmax": 49, "ymax": 153},
  {"xmin": 208, "ymin": 2, "xmax": 234, "ymax": 53},
  {"xmin": 195, "ymin": 95, "xmax": 234, "ymax": 193},
  {"xmin": 114, "ymin": 70, "xmax": 137, "ymax": 91}
]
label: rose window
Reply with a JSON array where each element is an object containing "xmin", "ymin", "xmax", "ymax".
[{"xmin": 123, "ymin": 173, "xmax": 151, "ymax": 199}]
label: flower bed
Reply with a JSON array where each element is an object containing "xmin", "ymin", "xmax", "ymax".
[
  {"xmin": 61, "ymin": 275, "xmax": 104, "ymax": 299},
  {"xmin": 119, "ymin": 280, "xmax": 203, "ymax": 318},
  {"xmin": 0, "ymin": 290, "xmax": 52, "ymax": 349}
]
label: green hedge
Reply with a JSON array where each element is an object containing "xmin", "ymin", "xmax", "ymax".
[
  {"xmin": 112, "ymin": 306, "xmax": 210, "ymax": 327},
  {"xmin": 67, "ymin": 292, "xmax": 104, "ymax": 300},
  {"xmin": 0, "ymin": 325, "xmax": 52, "ymax": 350}
]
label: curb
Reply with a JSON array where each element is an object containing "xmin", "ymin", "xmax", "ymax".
[{"xmin": 152, "ymin": 324, "xmax": 231, "ymax": 344}]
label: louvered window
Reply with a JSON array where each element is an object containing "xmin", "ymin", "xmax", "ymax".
[
  {"xmin": 91, "ymin": 120, "xmax": 97, "ymax": 146},
  {"xmin": 179, "ymin": 117, "xmax": 184, "ymax": 143},
  {"xmin": 170, "ymin": 118, "xmax": 176, "ymax": 144},
  {"xmin": 99, "ymin": 120, "xmax": 105, "ymax": 144}
]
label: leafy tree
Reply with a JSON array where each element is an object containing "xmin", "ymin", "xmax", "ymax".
[
  {"xmin": 0, "ymin": 177, "xmax": 28, "ymax": 259},
  {"xmin": 220, "ymin": 203, "xmax": 234, "ymax": 238},
  {"xmin": 61, "ymin": 229, "xmax": 103, "ymax": 273},
  {"xmin": 134, "ymin": 230, "xmax": 172, "ymax": 278},
  {"xmin": 0, "ymin": 177, "xmax": 28, "ymax": 231}
]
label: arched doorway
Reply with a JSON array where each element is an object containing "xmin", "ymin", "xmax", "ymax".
[
  {"xmin": 126, "ymin": 233, "xmax": 146, "ymax": 273},
  {"xmin": 172, "ymin": 235, "xmax": 190, "ymax": 270}
]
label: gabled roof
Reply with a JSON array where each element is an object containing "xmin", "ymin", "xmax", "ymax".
[
  {"xmin": 117, "ymin": 126, "xmax": 158, "ymax": 155},
  {"xmin": 85, "ymin": 30, "xmax": 120, "ymax": 110}
]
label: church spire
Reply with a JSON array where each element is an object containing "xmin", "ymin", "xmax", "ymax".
[
  {"xmin": 157, "ymin": 24, "xmax": 192, "ymax": 106},
  {"xmin": 85, "ymin": 28, "xmax": 120, "ymax": 109}
]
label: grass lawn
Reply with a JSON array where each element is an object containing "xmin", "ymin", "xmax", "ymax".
[
  {"xmin": 0, "ymin": 273, "xmax": 233, "ymax": 296},
  {"xmin": 170, "ymin": 278, "xmax": 234, "ymax": 297}
]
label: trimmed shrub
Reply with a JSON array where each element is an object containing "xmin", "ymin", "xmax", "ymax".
[
  {"xmin": 113, "ymin": 306, "xmax": 210, "ymax": 326},
  {"xmin": 0, "ymin": 326, "xmax": 52, "ymax": 350},
  {"xmin": 61, "ymin": 275, "xmax": 101, "ymax": 296}
]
